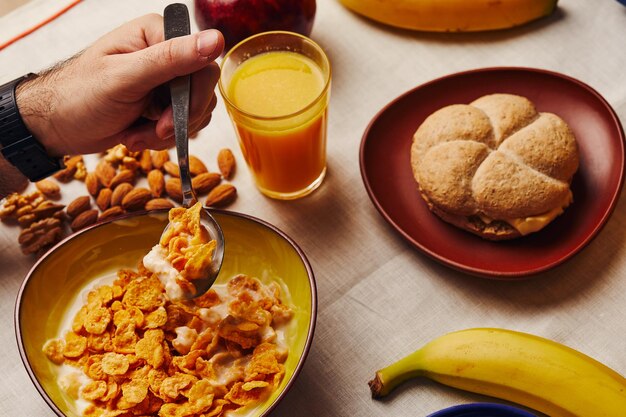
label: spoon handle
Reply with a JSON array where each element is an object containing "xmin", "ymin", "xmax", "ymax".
[{"xmin": 164, "ymin": 4, "xmax": 196, "ymax": 208}]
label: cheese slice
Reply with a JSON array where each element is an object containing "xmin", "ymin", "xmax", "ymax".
[{"xmin": 478, "ymin": 191, "xmax": 573, "ymax": 235}]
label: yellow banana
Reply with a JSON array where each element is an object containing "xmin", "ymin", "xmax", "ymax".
[
  {"xmin": 338, "ymin": 0, "xmax": 558, "ymax": 32},
  {"xmin": 369, "ymin": 328, "xmax": 626, "ymax": 417}
]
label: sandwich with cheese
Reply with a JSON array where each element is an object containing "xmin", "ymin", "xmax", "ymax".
[{"xmin": 410, "ymin": 93, "xmax": 579, "ymax": 240}]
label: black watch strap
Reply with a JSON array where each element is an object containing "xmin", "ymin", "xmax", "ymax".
[{"xmin": 0, "ymin": 75, "xmax": 63, "ymax": 182}]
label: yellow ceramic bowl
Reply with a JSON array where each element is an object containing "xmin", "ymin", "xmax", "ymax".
[{"xmin": 15, "ymin": 210, "xmax": 316, "ymax": 417}]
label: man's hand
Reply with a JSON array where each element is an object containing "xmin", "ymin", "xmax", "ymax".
[{"xmin": 15, "ymin": 13, "xmax": 224, "ymax": 156}]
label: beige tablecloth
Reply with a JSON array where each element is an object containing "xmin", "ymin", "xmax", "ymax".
[{"xmin": 2, "ymin": 0, "xmax": 626, "ymax": 416}]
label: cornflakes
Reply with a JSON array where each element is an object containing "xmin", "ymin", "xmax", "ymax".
[
  {"xmin": 43, "ymin": 203, "xmax": 293, "ymax": 416},
  {"xmin": 42, "ymin": 338, "xmax": 65, "ymax": 364},
  {"xmin": 101, "ymin": 352, "xmax": 130, "ymax": 375}
]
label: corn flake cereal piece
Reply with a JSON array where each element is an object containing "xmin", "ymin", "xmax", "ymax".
[
  {"xmin": 203, "ymin": 399, "xmax": 231, "ymax": 417},
  {"xmin": 87, "ymin": 332, "xmax": 112, "ymax": 353},
  {"xmin": 143, "ymin": 306, "xmax": 167, "ymax": 329},
  {"xmin": 121, "ymin": 379, "xmax": 149, "ymax": 405},
  {"xmin": 112, "ymin": 321, "xmax": 138, "ymax": 354},
  {"xmin": 186, "ymin": 379, "xmax": 214, "ymax": 413},
  {"xmin": 245, "ymin": 343, "xmax": 281, "ymax": 381},
  {"xmin": 63, "ymin": 332, "xmax": 88, "ymax": 358},
  {"xmin": 85, "ymin": 306, "xmax": 111, "ymax": 335},
  {"xmin": 122, "ymin": 276, "xmax": 164, "ymax": 311},
  {"xmin": 72, "ymin": 306, "xmax": 88, "ymax": 333},
  {"xmin": 148, "ymin": 368, "xmax": 168, "ymax": 394},
  {"xmin": 81, "ymin": 380, "xmax": 108, "ymax": 401},
  {"xmin": 101, "ymin": 352, "xmax": 130, "ymax": 375},
  {"xmin": 224, "ymin": 381, "xmax": 266, "ymax": 406},
  {"xmin": 42, "ymin": 338, "xmax": 65, "ymax": 364},
  {"xmin": 86, "ymin": 357, "xmax": 106, "ymax": 381},
  {"xmin": 182, "ymin": 241, "xmax": 216, "ymax": 280},
  {"xmin": 242, "ymin": 380, "xmax": 270, "ymax": 391},
  {"xmin": 159, "ymin": 373, "xmax": 197, "ymax": 399},
  {"xmin": 172, "ymin": 349, "xmax": 204, "ymax": 375},
  {"xmin": 136, "ymin": 329, "xmax": 165, "ymax": 368}
]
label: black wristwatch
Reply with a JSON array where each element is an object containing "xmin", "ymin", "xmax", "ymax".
[{"xmin": 0, "ymin": 75, "xmax": 63, "ymax": 182}]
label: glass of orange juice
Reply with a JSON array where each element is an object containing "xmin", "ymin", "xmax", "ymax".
[{"xmin": 218, "ymin": 31, "xmax": 331, "ymax": 200}]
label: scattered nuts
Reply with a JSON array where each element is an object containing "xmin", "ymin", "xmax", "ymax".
[
  {"xmin": 192, "ymin": 172, "xmax": 221, "ymax": 195},
  {"xmin": 121, "ymin": 188, "xmax": 152, "ymax": 211},
  {"xmin": 111, "ymin": 183, "xmax": 134, "ymax": 207},
  {"xmin": 96, "ymin": 188, "xmax": 113, "ymax": 212},
  {"xmin": 163, "ymin": 161, "xmax": 180, "ymax": 178},
  {"xmin": 109, "ymin": 170, "xmax": 135, "ymax": 189},
  {"xmin": 85, "ymin": 172, "xmax": 101, "ymax": 197},
  {"xmin": 35, "ymin": 179, "xmax": 61, "ymax": 198},
  {"xmin": 20, "ymin": 218, "xmax": 63, "ymax": 255},
  {"xmin": 217, "ymin": 148, "xmax": 236, "ymax": 179},
  {"xmin": 205, "ymin": 183, "xmax": 237, "ymax": 207},
  {"xmin": 66, "ymin": 196, "xmax": 91, "ymax": 219},
  {"xmin": 151, "ymin": 150, "xmax": 170, "ymax": 169},
  {"xmin": 95, "ymin": 160, "xmax": 116, "ymax": 188},
  {"xmin": 70, "ymin": 209, "xmax": 98, "ymax": 232},
  {"xmin": 32, "ymin": 201, "xmax": 65, "ymax": 220},
  {"xmin": 145, "ymin": 198, "xmax": 175, "ymax": 211},
  {"xmin": 147, "ymin": 169, "xmax": 165, "ymax": 198},
  {"xmin": 139, "ymin": 150, "xmax": 153, "ymax": 174},
  {"xmin": 98, "ymin": 206, "xmax": 125, "ymax": 222},
  {"xmin": 165, "ymin": 178, "xmax": 183, "ymax": 203},
  {"xmin": 189, "ymin": 155, "xmax": 208, "ymax": 176}
]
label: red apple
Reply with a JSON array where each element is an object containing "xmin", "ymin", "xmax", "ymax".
[{"xmin": 194, "ymin": 0, "xmax": 316, "ymax": 51}]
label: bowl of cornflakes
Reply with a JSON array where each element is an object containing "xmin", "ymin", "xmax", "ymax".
[{"xmin": 15, "ymin": 207, "xmax": 316, "ymax": 417}]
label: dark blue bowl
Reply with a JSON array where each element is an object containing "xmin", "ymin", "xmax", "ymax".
[{"xmin": 427, "ymin": 403, "xmax": 538, "ymax": 417}]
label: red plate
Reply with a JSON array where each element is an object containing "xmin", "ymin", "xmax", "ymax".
[{"xmin": 360, "ymin": 67, "xmax": 625, "ymax": 279}]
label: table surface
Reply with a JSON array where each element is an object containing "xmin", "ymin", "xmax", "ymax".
[{"xmin": 2, "ymin": 1, "xmax": 626, "ymax": 416}]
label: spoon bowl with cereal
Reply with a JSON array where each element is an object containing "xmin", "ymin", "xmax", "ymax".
[{"xmin": 154, "ymin": 3, "xmax": 225, "ymax": 300}]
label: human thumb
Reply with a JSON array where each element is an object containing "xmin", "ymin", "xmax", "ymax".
[{"xmin": 126, "ymin": 29, "xmax": 224, "ymax": 88}]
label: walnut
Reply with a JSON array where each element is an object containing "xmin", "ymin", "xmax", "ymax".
[{"xmin": 19, "ymin": 217, "xmax": 65, "ymax": 255}]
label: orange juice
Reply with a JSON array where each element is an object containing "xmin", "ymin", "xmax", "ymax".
[{"xmin": 224, "ymin": 49, "xmax": 330, "ymax": 199}]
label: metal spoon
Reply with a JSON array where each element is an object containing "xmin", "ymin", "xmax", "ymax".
[{"xmin": 162, "ymin": 3, "xmax": 224, "ymax": 298}]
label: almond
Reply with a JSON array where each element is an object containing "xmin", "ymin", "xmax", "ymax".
[
  {"xmin": 35, "ymin": 179, "xmax": 60, "ymax": 198},
  {"xmin": 217, "ymin": 148, "xmax": 236, "ymax": 179},
  {"xmin": 121, "ymin": 156, "xmax": 140, "ymax": 173},
  {"xmin": 111, "ymin": 183, "xmax": 134, "ymax": 207},
  {"xmin": 192, "ymin": 172, "xmax": 221, "ymax": 195},
  {"xmin": 32, "ymin": 201, "xmax": 65, "ymax": 220},
  {"xmin": 109, "ymin": 170, "xmax": 135, "ymax": 189},
  {"xmin": 151, "ymin": 150, "xmax": 170, "ymax": 169},
  {"xmin": 66, "ymin": 196, "xmax": 91, "ymax": 219},
  {"xmin": 98, "ymin": 206, "xmax": 125, "ymax": 222},
  {"xmin": 96, "ymin": 188, "xmax": 112, "ymax": 211},
  {"xmin": 85, "ymin": 172, "xmax": 100, "ymax": 196},
  {"xmin": 147, "ymin": 169, "xmax": 165, "ymax": 198},
  {"xmin": 121, "ymin": 188, "xmax": 152, "ymax": 211},
  {"xmin": 165, "ymin": 178, "xmax": 183, "ymax": 202},
  {"xmin": 95, "ymin": 160, "xmax": 116, "ymax": 188},
  {"xmin": 205, "ymin": 183, "xmax": 237, "ymax": 207},
  {"xmin": 71, "ymin": 209, "xmax": 98, "ymax": 232},
  {"xmin": 189, "ymin": 155, "xmax": 208, "ymax": 176},
  {"xmin": 163, "ymin": 161, "xmax": 180, "ymax": 178},
  {"xmin": 145, "ymin": 198, "xmax": 175, "ymax": 211},
  {"xmin": 139, "ymin": 150, "xmax": 153, "ymax": 174}
]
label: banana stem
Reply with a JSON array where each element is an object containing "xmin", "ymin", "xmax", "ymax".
[{"xmin": 369, "ymin": 349, "xmax": 425, "ymax": 398}]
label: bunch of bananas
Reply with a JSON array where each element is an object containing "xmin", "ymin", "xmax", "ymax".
[
  {"xmin": 338, "ymin": 0, "xmax": 558, "ymax": 32},
  {"xmin": 369, "ymin": 328, "xmax": 626, "ymax": 416}
]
